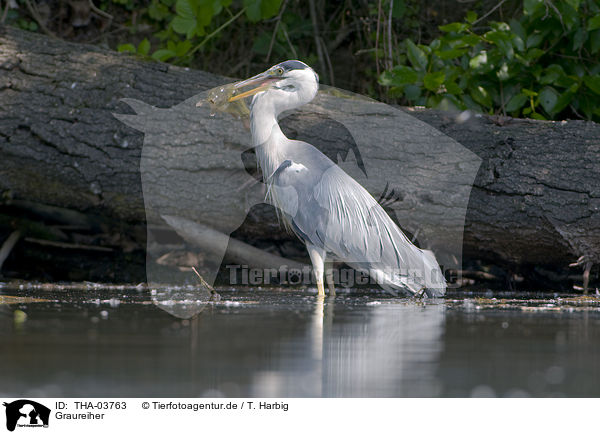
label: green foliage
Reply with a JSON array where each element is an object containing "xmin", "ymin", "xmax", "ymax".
[
  {"xmin": 115, "ymin": 0, "xmax": 282, "ymax": 64},
  {"xmin": 379, "ymin": 0, "xmax": 600, "ymax": 121}
]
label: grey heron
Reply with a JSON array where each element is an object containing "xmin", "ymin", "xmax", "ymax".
[{"xmin": 227, "ymin": 60, "xmax": 446, "ymax": 298}]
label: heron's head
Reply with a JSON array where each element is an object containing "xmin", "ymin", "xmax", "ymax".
[{"xmin": 229, "ymin": 60, "xmax": 319, "ymax": 114}]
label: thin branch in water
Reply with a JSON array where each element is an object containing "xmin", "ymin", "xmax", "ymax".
[
  {"xmin": 192, "ymin": 266, "xmax": 220, "ymax": 301},
  {"xmin": 266, "ymin": 0, "xmax": 288, "ymax": 63}
]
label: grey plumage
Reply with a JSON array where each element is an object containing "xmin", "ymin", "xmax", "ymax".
[{"xmin": 232, "ymin": 60, "xmax": 446, "ymax": 297}]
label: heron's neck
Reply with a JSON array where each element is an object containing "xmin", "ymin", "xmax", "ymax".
[{"xmin": 250, "ymin": 98, "xmax": 287, "ymax": 180}]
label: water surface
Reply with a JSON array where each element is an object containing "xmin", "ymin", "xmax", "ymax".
[{"xmin": 1, "ymin": 284, "xmax": 599, "ymax": 397}]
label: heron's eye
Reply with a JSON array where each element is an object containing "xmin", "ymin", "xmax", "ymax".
[{"xmin": 275, "ymin": 67, "xmax": 284, "ymax": 75}]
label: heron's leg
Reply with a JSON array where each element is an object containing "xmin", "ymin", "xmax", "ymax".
[
  {"xmin": 307, "ymin": 243, "xmax": 325, "ymax": 298},
  {"xmin": 325, "ymin": 260, "xmax": 336, "ymax": 297}
]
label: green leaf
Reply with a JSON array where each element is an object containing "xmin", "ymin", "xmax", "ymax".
[
  {"xmin": 486, "ymin": 30, "xmax": 514, "ymax": 59},
  {"xmin": 439, "ymin": 22, "xmax": 468, "ymax": 33},
  {"xmin": 465, "ymin": 11, "xmax": 477, "ymax": 24},
  {"xmin": 151, "ymin": 49, "xmax": 177, "ymax": 61},
  {"xmin": 591, "ymin": 30, "xmax": 600, "ymax": 54},
  {"xmin": 244, "ymin": 0, "xmax": 262, "ymax": 22},
  {"xmin": 525, "ymin": 48, "xmax": 545, "ymax": 60},
  {"xmin": 526, "ymin": 32, "xmax": 544, "ymax": 48},
  {"xmin": 496, "ymin": 62, "xmax": 509, "ymax": 81},
  {"xmin": 383, "ymin": 65, "xmax": 419, "ymax": 86},
  {"xmin": 469, "ymin": 51, "xmax": 487, "ymax": 69},
  {"xmin": 172, "ymin": 16, "xmax": 197, "ymax": 37},
  {"xmin": 572, "ymin": 26, "xmax": 587, "ymax": 51},
  {"xmin": 509, "ymin": 19, "xmax": 525, "ymax": 40},
  {"xmin": 405, "ymin": 39, "xmax": 428, "ymax": 71},
  {"xmin": 175, "ymin": 40, "xmax": 192, "ymax": 56},
  {"xmin": 148, "ymin": 0, "xmax": 170, "ymax": 20},
  {"xmin": 553, "ymin": 87, "xmax": 577, "ymax": 114},
  {"xmin": 530, "ymin": 112, "xmax": 547, "ymax": 120},
  {"xmin": 524, "ymin": 0, "xmax": 543, "ymax": 15},
  {"xmin": 455, "ymin": 34, "xmax": 480, "ymax": 47},
  {"xmin": 117, "ymin": 43, "xmax": 136, "ymax": 54},
  {"xmin": 583, "ymin": 75, "xmax": 600, "ymax": 95},
  {"xmin": 423, "ymin": 71, "xmax": 445, "ymax": 91},
  {"xmin": 505, "ymin": 93, "xmax": 528, "ymax": 112},
  {"xmin": 540, "ymin": 64, "xmax": 566, "ymax": 84},
  {"xmin": 539, "ymin": 86, "xmax": 559, "ymax": 114},
  {"xmin": 175, "ymin": 0, "xmax": 195, "ymax": 19},
  {"xmin": 445, "ymin": 79, "xmax": 462, "ymax": 95},
  {"xmin": 504, "ymin": 93, "xmax": 529, "ymax": 112},
  {"xmin": 392, "ymin": 0, "xmax": 406, "ymax": 18},
  {"xmin": 556, "ymin": 2, "xmax": 578, "ymax": 30},
  {"xmin": 470, "ymin": 85, "xmax": 492, "ymax": 107},
  {"xmin": 403, "ymin": 84, "xmax": 421, "ymax": 101},
  {"xmin": 436, "ymin": 48, "xmax": 467, "ymax": 60},
  {"xmin": 587, "ymin": 14, "xmax": 600, "ymax": 30},
  {"xmin": 511, "ymin": 35, "xmax": 525, "ymax": 52},
  {"xmin": 137, "ymin": 38, "xmax": 151, "ymax": 55},
  {"xmin": 260, "ymin": 0, "xmax": 282, "ymax": 19}
]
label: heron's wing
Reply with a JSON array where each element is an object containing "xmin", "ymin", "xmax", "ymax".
[{"xmin": 294, "ymin": 163, "xmax": 445, "ymax": 295}]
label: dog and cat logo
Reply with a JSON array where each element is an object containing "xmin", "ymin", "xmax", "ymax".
[{"xmin": 3, "ymin": 400, "xmax": 50, "ymax": 431}]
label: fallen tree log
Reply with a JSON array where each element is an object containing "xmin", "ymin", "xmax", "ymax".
[{"xmin": 1, "ymin": 26, "xmax": 599, "ymax": 285}]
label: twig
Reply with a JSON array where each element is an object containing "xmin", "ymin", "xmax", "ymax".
[
  {"xmin": 387, "ymin": 0, "xmax": 393, "ymax": 70},
  {"xmin": 375, "ymin": 0, "xmax": 382, "ymax": 77},
  {"xmin": 545, "ymin": 0, "xmax": 564, "ymax": 29},
  {"xmin": 24, "ymin": 237, "xmax": 113, "ymax": 252},
  {"xmin": 0, "ymin": 230, "xmax": 20, "ymax": 271},
  {"xmin": 473, "ymin": 0, "xmax": 508, "ymax": 25},
  {"xmin": 281, "ymin": 27, "xmax": 298, "ymax": 59},
  {"xmin": 189, "ymin": 7, "xmax": 246, "ymax": 56},
  {"xmin": 1, "ymin": 0, "xmax": 10, "ymax": 25},
  {"xmin": 265, "ymin": 0, "xmax": 288, "ymax": 63},
  {"xmin": 23, "ymin": 0, "xmax": 57, "ymax": 38},
  {"xmin": 308, "ymin": 0, "xmax": 327, "ymax": 83},
  {"xmin": 192, "ymin": 266, "xmax": 220, "ymax": 301},
  {"xmin": 320, "ymin": 37, "xmax": 335, "ymax": 87},
  {"xmin": 88, "ymin": 0, "xmax": 113, "ymax": 21}
]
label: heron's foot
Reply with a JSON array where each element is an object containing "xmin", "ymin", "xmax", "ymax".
[
  {"xmin": 326, "ymin": 276, "xmax": 336, "ymax": 298},
  {"xmin": 317, "ymin": 280, "xmax": 325, "ymax": 298}
]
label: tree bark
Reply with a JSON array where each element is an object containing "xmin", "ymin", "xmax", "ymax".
[{"xmin": 1, "ymin": 26, "xmax": 599, "ymax": 284}]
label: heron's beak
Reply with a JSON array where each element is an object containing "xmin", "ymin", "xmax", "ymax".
[{"xmin": 228, "ymin": 72, "xmax": 280, "ymax": 102}]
